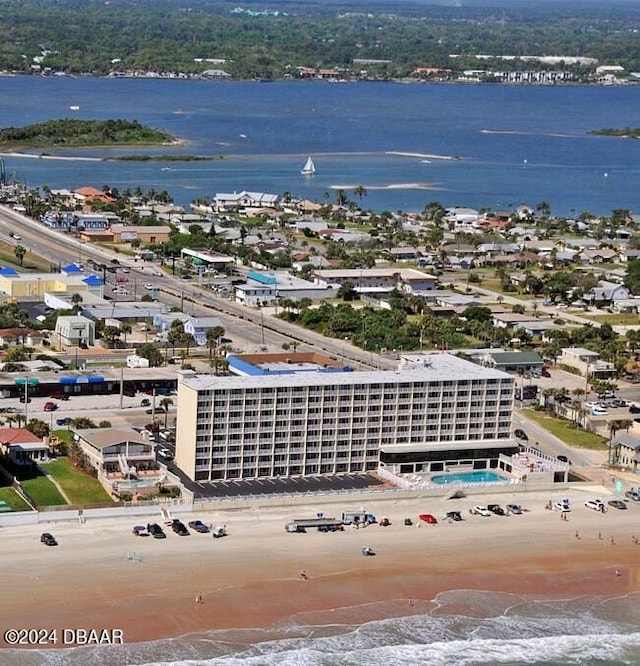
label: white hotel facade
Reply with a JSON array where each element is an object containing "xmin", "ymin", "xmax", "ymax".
[{"xmin": 175, "ymin": 354, "xmax": 517, "ymax": 482}]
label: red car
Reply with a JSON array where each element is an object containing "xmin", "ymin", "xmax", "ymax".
[{"xmin": 43, "ymin": 402, "xmax": 58, "ymax": 412}]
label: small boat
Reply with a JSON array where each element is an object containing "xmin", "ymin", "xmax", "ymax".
[
  {"xmin": 69, "ymin": 105, "xmax": 80, "ymax": 111},
  {"xmin": 301, "ymin": 156, "xmax": 315, "ymax": 175}
]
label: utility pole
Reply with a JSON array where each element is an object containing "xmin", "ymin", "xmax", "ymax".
[{"xmin": 119, "ymin": 365, "xmax": 124, "ymax": 410}]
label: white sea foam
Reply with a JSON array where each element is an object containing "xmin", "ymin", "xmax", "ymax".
[{"xmin": 6, "ymin": 592, "xmax": 640, "ymax": 666}]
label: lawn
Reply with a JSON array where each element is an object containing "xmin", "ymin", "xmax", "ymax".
[
  {"xmin": 0, "ymin": 486, "xmax": 33, "ymax": 511},
  {"xmin": 580, "ymin": 313, "xmax": 640, "ymax": 326},
  {"xmin": 20, "ymin": 474, "xmax": 68, "ymax": 506},
  {"xmin": 43, "ymin": 458, "xmax": 112, "ymax": 506},
  {"xmin": 522, "ymin": 409, "xmax": 608, "ymax": 450}
]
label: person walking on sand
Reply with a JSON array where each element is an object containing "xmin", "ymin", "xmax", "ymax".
[
  {"xmin": 300, "ymin": 569, "xmax": 308, "ymax": 581},
  {"xmin": 575, "ymin": 530, "xmax": 580, "ymax": 540},
  {"xmin": 195, "ymin": 594, "xmax": 203, "ymax": 605}
]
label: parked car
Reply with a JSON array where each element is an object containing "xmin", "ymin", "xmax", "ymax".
[
  {"xmin": 625, "ymin": 489, "xmax": 640, "ymax": 501},
  {"xmin": 554, "ymin": 500, "xmax": 571, "ymax": 512},
  {"xmin": 506, "ymin": 504, "xmax": 523, "ymax": 515},
  {"xmin": 171, "ymin": 519, "xmax": 189, "ymax": 536},
  {"xmin": 188, "ymin": 520, "xmax": 210, "ymax": 533},
  {"xmin": 157, "ymin": 448, "xmax": 174, "ymax": 460},
  {"xmin": 43, "ymin": 402, "xmax": 58, "ymax": 412},
  {"xmin": 132, "ymin": 525, "xmax": 149, "ymax": 537},
  {"xmin": 591, "ymin": 407, "xmax": 608, "ymax": 416},
  {"xmin": 147, "ymin": 523, "xmax": 166, "ymax": 539},
  {"xmin": 50, "ymin": 392, "xmax": 69, "ymax": 401},
  {"xmin": 140, "ymin": 398, "xmax": 151, "ymax": 407},
  {"xmin": 487, "ymin": 504, "xmax": 506, "ymax": 516},
  {"xmin": 585, "ymin": 499, "xmax": 606, "ymax": 512},
  {"xmin": 608, "ymin": 500, "xmax": 628, "ymax": 510},
  {"xmin": 56, "ymin": 417, "xmax": 72, "ymax": 426},
  {"xmin": 514, "ymin": 429, "xmax": 528, "ymax": 440},
  {"xmin": 445, "ymin": 511, "xmax": 463, "ymax": 522},
  {"xmin": 557, "ymin": 455, "xmax": 571, "ymax": 464},
  {"xmin": 40, "ymin": 532, "xmax": 58, "ymax": 546},
  {"xmin": 212, "ymin": 526, "xmax": 227, "ymax": 538},
  {"xmin": 470, "ymin": 505, "xmax": 491, "ymax": 517}
]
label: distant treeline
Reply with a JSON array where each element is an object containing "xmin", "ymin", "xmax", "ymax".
[
  {"xmin": 0, "ymin": 119, "xmax": 173, "ymax": 147},
  {"xmin": 590, "ymin": 128, "xmax": 640, "ymax": 139},
  {"xmin": 0, "ymin": 0, "xmax": 639, "ymax": 80}
]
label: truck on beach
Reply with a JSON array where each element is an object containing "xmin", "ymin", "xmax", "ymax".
[
  {"xmin": 285, "ymin": 517, "xmax": 343, "ymax": 533},
  {"xmin": 341, "ymin": 510, "xmax": 376, "ymax": 526}
]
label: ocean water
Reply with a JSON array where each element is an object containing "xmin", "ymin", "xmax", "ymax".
[
  {"xmin": 6, "ymin": 589, "xmax": 640, "ymax": 665},
  {"xmin": 0, "ymin": 77, "xmax": 639, "ymax": 216}
]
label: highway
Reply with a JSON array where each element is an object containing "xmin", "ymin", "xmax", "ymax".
[{"xmin": 0, "ymin": 205, "xmax": 394, "ymax": 370}]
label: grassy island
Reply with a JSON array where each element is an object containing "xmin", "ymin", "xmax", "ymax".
[
  {"xmin": 111, "ymin": 154, "xmax": 221, "ymax": 162},
  {"xmin": 0, "ymin": 119, "xmax": 174, "ymax": 147},
  {"xmin": 590, "ymin": 127, "xmax": 640, "ymax": 139}
]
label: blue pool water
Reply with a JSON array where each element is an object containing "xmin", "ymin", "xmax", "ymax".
[{"xmin": 431, "ymin": 471, "xmax": 506, "ymax": 485}]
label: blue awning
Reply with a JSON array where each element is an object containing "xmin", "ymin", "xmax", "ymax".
[{"xmin": 59, "ymin": 375, "xmax": 104, "ymax": 385}]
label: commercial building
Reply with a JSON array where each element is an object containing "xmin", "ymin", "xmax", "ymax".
[{"xmin": 175, "ymin": 353, "xmax": 516, "ymax": 482}]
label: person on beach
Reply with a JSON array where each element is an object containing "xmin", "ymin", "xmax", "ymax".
[
  {"xmin": 195, "ymin": 594, "xmax": 203, "ymax": 605},
  {"xmin": 575, "ymin": 530, "xmax": 580, "ymax": 539},
  {"xmin": 300, "ymin": 569, "xmax": 308, "ymax": 580}
]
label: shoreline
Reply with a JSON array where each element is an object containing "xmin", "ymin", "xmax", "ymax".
[{"xmin": 3, "ymin": 489, "xmax": 640, "ymax": 650}]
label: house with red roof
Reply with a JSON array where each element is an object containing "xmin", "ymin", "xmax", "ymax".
[{"xmin": 0, "ymin": 428, "xmax": 48, "ymax": 465}]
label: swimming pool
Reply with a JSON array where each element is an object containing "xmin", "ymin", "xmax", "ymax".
[{"xmin": 430, "ymin": 471, "xmax": 507, "ymax": 485}]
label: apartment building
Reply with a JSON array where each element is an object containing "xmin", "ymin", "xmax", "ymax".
[{"xmin": 175, "ymin": 353, "xmax": 516, "ymax": 482}]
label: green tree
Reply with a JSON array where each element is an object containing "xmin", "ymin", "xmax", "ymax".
[
  {"xmin": 159, "ymin": 397, "xmax": 174, "ymax": 429},
  {"xmin": 206, "ymin": 325, "xmax": 225, "ymax": 368},
  {"xmin": 14, "ymin": 245, "xmax": 26, "ymax": 266},
  {"xmin": 136, "ymin": 342, "xmax": 164, "ymax": 367}
]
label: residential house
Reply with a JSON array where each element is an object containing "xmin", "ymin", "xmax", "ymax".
[
  {"xmin": 0, "ymin": 327, "xmax": 45, "ymax": 347},
  {"xmin": 586, "ymin": 281, "xmax": 630, "ymax": 306},
  {"xmin": 74, "ymin": 186, "xmax": 116, "ymax": 206},
  {"xmin": 611, "ymin": 433, "xmax": 640, "ymax": 470},
  {"xmin": 579, "ymin": 248, "xmax": 619, "ymax": 265},
  {"xmin": 479, "ymin": 350, "xmax": 544, "ymax": 374},
  {"xmin": 74, "ymin": 427, "xmax": 177, "ymax": 497},
  {"xmin": 214, "ymin": 191, "xmax": 279, "ymax": 214},
  {"xmin": 0, "ymin": 427, "xmax": 48, "ymax": 465},
  {"xmin": 183, "ymin": 316, "xmax": 224, "ymax": 346},
  {"xmin": 109, "ymin": 225, "xmax": 172, "ymax": 245},
  {"xmin": 559, "ymin": 347, "xmax": 616, "ymax": 380}
]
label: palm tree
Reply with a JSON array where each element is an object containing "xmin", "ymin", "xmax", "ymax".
[
  {"xmin": 206, "ymin": 325, "xmax": 225, "ymax": 369},
  {"xmin": 607, "ymin": 419, "xmax": 633, "ymax": 467},
  {"xmin": 120, "ymin": 322, "xmax": 132, "ymax": 347},
  {"xmin": 70, "ymin": 293, "xmax": 83, "ymax": 314},
  {"xmin": 353, "ymin": 185, "xmax": 368, "ymax": 204},
  {"xmin": 14, "ymin": 245, "xmax": 26, "ymax": 267},
  {"xmin": 159, "ymin": 397, "xmax": 173, "ymax": 429}
]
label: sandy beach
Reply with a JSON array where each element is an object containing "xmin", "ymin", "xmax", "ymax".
[{"xmin": 3, "ymin": 487, "xmax": 640, "ymax": 650}]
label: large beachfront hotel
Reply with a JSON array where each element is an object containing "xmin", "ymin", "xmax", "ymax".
[{"xmin": 175, "ymin": 353, "xmax": 518, "ymax": 483}]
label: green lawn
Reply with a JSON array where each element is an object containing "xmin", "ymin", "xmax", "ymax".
[
  {"xmin": 580, "ymin": 313, "xmax": 640, "ymax": 326},
  {"xmin": 43, "ymin": 458, "xmax": 112, "ymax": 506},
  {"xmin": 522, "ymin": 409, "xmax": 608, "ymax": 450},
  {"xmin": 0, "ymin": 486, "xmax": 33, "ymax": 511},
  {"xmin": 20, "ymin": 474, "xmax": 68, "ymax": 506}
]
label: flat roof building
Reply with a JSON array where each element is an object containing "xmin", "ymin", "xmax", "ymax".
[{"xmin": 175, "ymin": 353, "xmax": 516, "ymax": 483}]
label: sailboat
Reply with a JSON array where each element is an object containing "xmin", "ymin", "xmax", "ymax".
[{"xmin": 301, "ymin": 156, "xmax": 315, "ymax": 175}]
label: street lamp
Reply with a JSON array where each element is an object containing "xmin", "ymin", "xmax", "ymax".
[{"xmin": 15, "ymin": 377, "xmax": 39, "ymax": 422}]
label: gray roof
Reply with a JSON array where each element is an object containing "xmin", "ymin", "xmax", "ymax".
[
  {"xmin": 181, "ymin": 353, "xmax": 513, "ymax": 391},
  {"xmin": 486, "ymin": 351, "xmax": 544, "ymax": 365}
]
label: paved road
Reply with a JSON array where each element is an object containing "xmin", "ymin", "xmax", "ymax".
[{"xmin": 0, "ymin": 205, "xmax": 392, "ymax": 370}]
